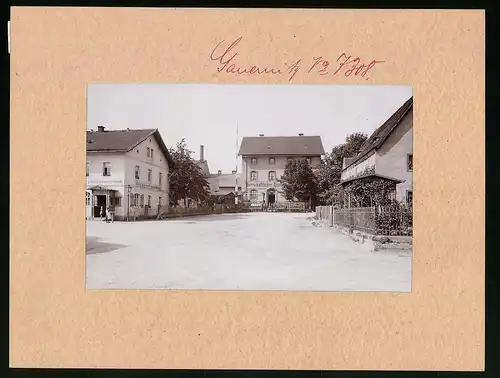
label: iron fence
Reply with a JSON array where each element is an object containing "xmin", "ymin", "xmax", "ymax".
[
  {"xmin": 330, "ymin": 205, "xmax": 412, "ymax": 236},
  {"xmin": 334, "ymin": 207, "xmax": 377, "ymax": 233}
]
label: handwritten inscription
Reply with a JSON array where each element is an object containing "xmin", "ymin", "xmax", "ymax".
[{"xmin": 210, "ymin": 37, "xmax": 384, "ymax": 82}]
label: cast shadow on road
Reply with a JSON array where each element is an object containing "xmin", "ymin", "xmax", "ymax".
[{"xmin": 86, "ymin": 236, "xmax": 128, "ymax": 255}]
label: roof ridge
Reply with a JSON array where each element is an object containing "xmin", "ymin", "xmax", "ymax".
[{"xmin": 343, "ymin": 97, "xmax": 413, "ymax": 170}]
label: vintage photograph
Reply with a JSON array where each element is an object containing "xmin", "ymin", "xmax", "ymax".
[{"xmin": 86, "ymin": 84, "xmax": 413, "ymax": 292}]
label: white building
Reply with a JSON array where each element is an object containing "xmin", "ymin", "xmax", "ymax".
[
  {"xmin": 86, "ymin": 126, "xmax": 174, "ymax": 220},
  {"xmin": 238, "ymin": 134, "xmax": 325, "ymax": 204},
  {"xmin": 340, "ymin": 96, "xmax": 413, "ymax": 205}
]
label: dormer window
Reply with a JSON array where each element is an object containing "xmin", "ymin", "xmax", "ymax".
[
  {"xmin": 269, "ymin": 157, "xmax": 275, "ymax": 164},
  {"xmin": 251, "ymin": 158, "xmax": 257, "ymax": 165}
]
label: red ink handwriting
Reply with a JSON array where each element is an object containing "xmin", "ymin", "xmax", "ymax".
[
  {"xmin": 209, "ymin": 37, "xmax": 385, "ymax": 82},
  {"xmin": 210, "ymin": 37, "xmax": 283, "ymax": 76}
]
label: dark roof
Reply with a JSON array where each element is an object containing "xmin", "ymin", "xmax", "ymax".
[
  {"xmin": 195, "ymin": 160, "xmax": 210, "ymax": 176},
  {"xmin": 343, "ymin": 97, "xmax": 413, "ymax": 170},
  {"xmin": 238, "ymin": 136, "xmax": 325, "ymax": 156},
  {"xmin": 340, "ymin": 173, "xmax": 405, "ymax": 185},
  {"xmin": 86, "ymin": 128, "xmax": 174, "ymax": 167}
]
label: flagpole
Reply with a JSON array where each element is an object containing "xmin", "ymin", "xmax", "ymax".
[{"xmin": 235, "ymin": 120, "xmax": 239, "ymax": 205}]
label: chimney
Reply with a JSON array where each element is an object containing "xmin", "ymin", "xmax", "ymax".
[
  {"xmin": 200, "ymin": 145, "xmax": 205, "ymax": 162},
  {"xmin": 218, "ymin": 170, "xmax": 222, "ymax": 175},
  {"xmin": 97, "ymin": 125, "xmax": 105, "ymax": 132},
  {"xmin": 298, "ymin": 133, "xmax": 304, "ymax": 136},
  {"xmin": 232, "ymin": 170, "xmax": 236, "ymax": 174},
  {"xmin": 259, "ymin": 134, "xmax": 264, "ymax": 136}
]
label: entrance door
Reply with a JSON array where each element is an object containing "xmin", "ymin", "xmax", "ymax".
[
  {"xmin": 94, "ymin": 194, "xmax": 107, "ymax": 217},
  {"xmin": 267, "ymin": 190, "xmax": 276, "ymax": 204}
]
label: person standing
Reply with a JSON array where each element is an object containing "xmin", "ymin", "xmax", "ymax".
[
  {"xmin": 100, "ymin": 206, "xmax": 106, "ymax": 221},
  {"xmin": 109, "ymin": 204, "xmax": 115, "ymax": 223},
  {"xmin": 105, "ymin": 206, "xmax": 111, "ymax": 223}
]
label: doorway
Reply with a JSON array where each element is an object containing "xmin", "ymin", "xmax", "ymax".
[
  {"xmin": 93, "ymin": 194, "xmax": 107, "ymax": 217},
  {"xmin": 267, "ymin": 189, "xmax": 276, "ymax": 206}
]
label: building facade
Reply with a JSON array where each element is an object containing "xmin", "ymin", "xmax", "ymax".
[
  {"xmin": 238, "ymin": 134, "xmax": 325, "ymax": 204},
  {"xmin": 86, "ymin": 126, "xmax": 174, "ymax": 220},
  {"xmin": 340, "ymin": 96, "xmax": 413, "ymax": 205}
]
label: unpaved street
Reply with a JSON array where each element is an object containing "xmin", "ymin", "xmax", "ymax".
[{"xmin": 86, "ymin": 212, "xmax": 411, "ymax": 291}]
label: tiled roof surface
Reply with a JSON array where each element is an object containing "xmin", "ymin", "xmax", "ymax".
[
  {"xmin": 86, "ymin": 128, "xmax": 174, "ymax": 166},
  {"xmin": 344, "ymin": 97, "xmax": 413, "ymax": 170},
  {"xmin": 217, "ymin": 173, "xmax": 241, "ymax": 188},
  {"xmin": 238, "ymin": 136, "xmax": 325, "ymax": 156}
]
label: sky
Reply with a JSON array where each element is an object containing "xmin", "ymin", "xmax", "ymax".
[{"xmin": 87, "ymin": 84, "xmax": 412, "ymax": 173}]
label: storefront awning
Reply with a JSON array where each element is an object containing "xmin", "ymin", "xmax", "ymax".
[{"xmin": 88, "ymin": 185, "xmax": 119, "ymax": 192}]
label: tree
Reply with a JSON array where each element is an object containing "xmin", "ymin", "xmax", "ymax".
[
  {"xmin": 279, "ymin": 159, "xmax": 318, "ymax": 205},
  {"xmin": 168, "ymin": 139, "xmax": 211, "ymax": 207},
  {"xmin": 315, "ymin": 132, "xmax": 368, "ymax": 205}
]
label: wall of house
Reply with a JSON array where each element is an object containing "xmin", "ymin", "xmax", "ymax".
[
  {"xmin": 375, "ymin": 108, "xmax": 413, "ymax": 203},
  {"xmin": 240, "ymin": 155, "xmax": 321, "ymax": 203},
  {"xmin": 124, "ymin": 136, "xmax": 170, "ymax": 217},
  {"xmin": 340, "ymin": 152, "xmax": 376, "ymax": 181},
  {"xmin": 86, "ymin": 135, "xmax": 171, "ymax": 220},
  {"xmin": 86, "ymin": 152, "xmax": 127, "ymax": 219}
]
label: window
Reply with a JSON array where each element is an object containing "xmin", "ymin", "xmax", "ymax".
[
  {"xmin": 86, "ymin": 192, "xmax": 91, "ymax": 206},
  {"xmin": 147, "ymin": 147, "xmax": 151, "ymax": 157},
  {"xmin": 269, "ymin": 157, "xmax": 275, "ymax": 164},
  {"xmin": 148, "ymin": 169, "xmax": 152, "ymax": 183},
  {"xmin": 148, "ymin": 195, "xmax": 152, "ymax": 208},
  {"xmin": 158, "ymin": 197, "xmax": 162, "ymax": 206},
  {"xmin": 250, "ymin": 171, "xmax": 257, "ymax": 181},
  {"xmin": 287, "ymin": 158, "xmax": 294, "ymax": 164},
  {"xmin": 151, "ymin": 149, "xmax": 154, "ymax": 160},
  {"xmin": 140, "ymin": 194, "xmax": 144, "ymax": 208},
  {"xmin": 407, "ymin": 190, "xmax": 413, "ymax": 206},
  {"xmin": 111, "ymin": 197, "xmax": 121, "ymax": 206},
  {"xmin": 407, "ymin": 154, "xmax": 413, "ymax": 171},
  {"xmin": 102, "ymin": 162, "xmax": 111, "ymax": 176},
  {"xmin": 251, "ymin": 158, "xmax": 257, "ymax": 165},
  {"xmin": 250, "ymin": 189, "xmax": 258, "ymax": 200},
  {"xmin": 159, "ymin": 172, "xmax": 163, "ymax": 186},
  {"xmin": 135, "ymin": 165, "xmax": 140, "ymax": 180},
  {"xmin": 306, "ymin": 158, "xmax": 311, "ymax": 165},
  {"xmin": 268, "ymin": 171, "xmax": 276, "ymax": 181},
  {"xmin": 86, "ymin": 162, "xmax": 89, "ymax": 177},
  {"xmin": 134, "ymin": 193, "xmax": 140, "ymax": 207}
]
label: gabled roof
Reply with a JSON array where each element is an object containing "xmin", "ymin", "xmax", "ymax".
[
  {"xmin": 86, "ymin": 128, "xmax": 175, "ymax": 167},
  {"xmin": 340, "ymin": 173, "xmax": 405, "ymax": 185},
  {"xmin": 343, "ymin": 96, "xmax": 413, "ymax": 170},
  {"xmin": 238, "ymin": 135, "xmax": 325, "ymax": 156},
  {"xmin": 195, "ymin": 160, "xmax": 210, "ymax": 176}
]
